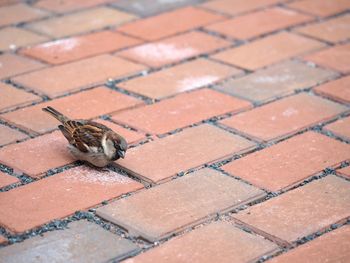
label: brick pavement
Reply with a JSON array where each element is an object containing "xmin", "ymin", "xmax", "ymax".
[{"xmin": 0, "ymin": 0, "xmax": 349, "ymax": 262}]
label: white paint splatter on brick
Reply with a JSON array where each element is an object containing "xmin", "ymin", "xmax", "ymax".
[
  {"xmin": 282, "ymin": 107, "xmax": 298, "ymax": 117},
  {"xmin": 177, "ymin": 75, "xmax": 219, "ymax": 92},
  {"xmin": 253, "ymin": 75, "xmax": 292, "ymax": 84},
  {"xmin": 40, "ymin": 38, "xmax": 80, "ymax": 52}
]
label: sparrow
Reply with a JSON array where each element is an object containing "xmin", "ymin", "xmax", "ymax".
[{"xmin": 42, "ymin": 106, "xmax": 127, "ymax": 167}]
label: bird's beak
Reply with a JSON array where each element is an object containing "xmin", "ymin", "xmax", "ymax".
[{"xmin": 118, "ymin": 150, "xmax": 125, "ymax": 159}]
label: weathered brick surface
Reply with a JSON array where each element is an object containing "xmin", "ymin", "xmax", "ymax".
[
  {"xmin": 0, "ymin": 124, "xmax": 28, "ymax": 146},
  {"xmin": 287, "ymin": 0, "xmax": 350, "ymax": 17},
  {"xmin": 116, "ymin": 124, "xmax": 255, "ymax": 183},
  {"xmin": 0, "ymin": 171, "xmax": 19, "ymax": 188},
  {"xmin": 35, "ymin": 0, "xmax": 114, "ymax": 13},
  {"xmin": 220, "ymin": 93, "xmax": 347, "ymax": 142},
  {"xmin": 97, "ymin": 168, "xmax": 265, "ymax": 241},
  {"xmin": 0, "ymin": 236, "xmax": 7, "ymax": 245},
  {"xmin": 222, "ymin": 132, "xmax": 350, "ymax": 191},
  {"xmin": 314, "ymin": 76, "xmax": 350, "ymax": 103},
  {"xmin": 324, "ymin": 117, "xmax": 350, "ymax": 140},
  {"xmin": 112, "ymin": 89, "xmax": 251, "ymax": 135},
  {"xmin": 234, "ymin": 175, "xmax": 350, "ymax": 245},
  {"xmin": 0, "ymin": 220, "xmax": 140, "ymax": 262},
  {"xmin": 0, "ymin": 166, "xmax": 143, "ymax": 233},
  {"xmin": 337, "ymin": 166, "xmax": 350, "ymax": 179},
  {"xmin": 124, "ymin": 222, "xmax": 279, "ymax": 263}
]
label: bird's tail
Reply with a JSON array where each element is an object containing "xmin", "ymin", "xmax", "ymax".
[{"xmin": 42, "ymin": 106, "xmax": 69, "ymax": 123}]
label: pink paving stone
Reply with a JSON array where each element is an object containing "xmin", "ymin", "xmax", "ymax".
[
  {"xmin": 118, "ymin": 58, "xmax": 241, "ymax": 99},
  {"xmin": 0, "ymin": 131, "xmax": 74, "ymax": 178},
  {"xmin": 12, "ymin": 54, "xmax": 146, "ymax": 98},
  {"xmin": 220, "ymin": 93, "xmax": 347, "ymax": 142},
  {"xmin": 115, "ymin": 124, "xmax": 255, "ymax": 183},
  {"xmin": 314, "ymin": 76, "xmax": 350, "ymax": 103},
  {"xmin": 287, "ymin": 0, "xmax": 350, "ymax": 17},
  {"xmin": 0, "ymin": 166, "xmax": 143, "ymax": 233},
  {"xmin": 0, "ymin": 124, "xmax": 28, "ymax": 146},
  {"xmin": 269, "ymin": 226, "xmax": 350, "ymax": 263},
  {"xmin": 337, "ymin": 166, "xmax": 350, "ymax": 179},
  {"xmin": 0, "ymin": 235, "xmax": 7, "ymax": 245},
  {"xmin": 118, "ymin": 31, "xmax": 231, "ymax": 68},
  {"xmin": 234, "ymin": 175, "xmax": 350, "ymax": 245},
  {"xmin": 97, "ymin": 168, "xmax": 265, "ymax": 241},
  {"xmin": 117, "ymin": 7, "xmax": 225, "ymax": 41},
  {"xmin": 124, "ymin": 222, "xmax": 278, "ymax": 263},
  {"xmin": 324, "ymin": 116, "xmax": 350, "ymax": 140},
  {"xmin": 0, "ymin": 87, "xmax": 143, "ymax": 134},
  {"xmin": 304, "ymin": 44, "xmax": 350, "ymax": 74},
  {"xmin": 222, "ymin": 132, "xmax": 350, "ymax": 192},
  {"xmin": 35, "ymin": 0, "xmax": 114, "ymax": 13},
  {"xmin": 21, "ymin": 31, "xmax": 142, "ymax": 65},
  {"xmin": 112, "ymin": 88, "xmax": 251, "ymax": 135},
  {"xmin": 0, "ymin": 171, "xmax": 19, "ymax": 188}
]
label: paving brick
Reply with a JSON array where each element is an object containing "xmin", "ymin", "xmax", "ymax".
[
  {"xmin": 12, "ymin": 54, "xmax": 146, "ymax": 98},
  {"xmin": 0, "ymin": 131, "xmax": 73, "ymax": 177},
  {"xmin": 206, "ymin": 7, "xmax": 312, "ymax": 40},
  {"xmin": 0, "ymin": 171, "xmax": 19, "ymax": 188},
  {"xmin": 220, "ymin": 93, "xmax": 347, "ymax": 142},
  {"xmin": 287, "ymin": 0, "xmax": 350, "ymax": 17},
  {"xmin": 212, "ymin": 32, "xmax": 325, "ymax": 70},
  {"xmin": 0, "ymin": 27, "xmax": 49, "ymax": 51},
  {"xmin": 97, "ymin": 168, "xmax": 265, "ymax": 241},
  {"xmin": 117, "ymin": 7, "xmax": 224, "ymax": 41},
  {"xmin": 222, "ymin": 132, "xmax": 350, "ymax": 192},
  {"xmin": 215, "ymin": 60, "xmax": 336, "ymax": 103},
  {"xmin": 118, "ymin": 31, "xmax": 231, "ymax": 68},
  {"xmin": 35, "ymin": 0, "xmax": 114, "ymax": 13},
  {"xmin": 234, "ymin": 175, "xmax": 350, "ymax": 245},
  {"xmin": 118, "ymin": 58, "xmax": 240, "ymax": 99},
  {"xmin": 27, "ymin": 7, "xmax": 136, "ymax": 38},
  {"xmin": 269, "ymin": 225, "xmax": 350, "ymax": 263},
  {"xmin": 0, "ymin": 3, "xmax": 49, "ymax": 27},
  {"xmin": 304, "ymin": 44, "xmax": 350, "ymax": 74},
  {"xmin": 324, "ymin": 117, "xmax": 350, "ymax": 140},
  {"xmin": 0, "ymin": 220, "xmax": 140, "ymax": 262},
  {"xmin": 115, "ymin": 124, "xmax": 255, "ymax": 183},
  {"xmin": 295, "ymin": 14, "xmax": 350, "ymax": 43},
  {"xmin": 0, "ymin": 235, "xmax": 7, "ymax": 245},
  {"xmin": 314, "ymin": 76, "xmax": 350, "ymax": 104},
  {"xmin": 0, "ymin": 124, "xmax": 28, "ymax": 146},
  {"xmin": 337, "ymin": 166, "xmax": 350, "ymax": 179},
  {"xmin": 0, "ymin": 82, "xmax": 41, "ymax": 112},
  {"xmin": 0, "ymin": 0, "xmax": 20, "ymax": 7},
  {"xmin": 0, "ymin": 166, "xmax": 143, "ymax": 233},
  {"xmin": 112, "ymin": 89, "xmax": 251, "ymax": 135},
  {"xmin": 124, "ymin": 222, "xmax": 278, "ymax": 263},
  {"xmin": 21, "ymin": 31, "xmax": 142, "ymax": 65},
  {"xmin": 0, "ymin": 87, "xmax": 143, "ymax": 134}
]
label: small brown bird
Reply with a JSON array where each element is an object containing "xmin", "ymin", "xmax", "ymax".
[{"xmin": 42, "ymin": 106, "xmax": 127, "ymax": 167}]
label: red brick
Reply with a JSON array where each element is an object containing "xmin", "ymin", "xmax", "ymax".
[
  {"xmin": 0, "ymin": 235, "xmax": 7, "ymax": 245},
  {"xmin": 117, "ymin": 7, "xmax": 224, "ymax": 41},
  {"xmin": 0, "ymin": 171, "xmax": 19, "ymax": 188},
  {"xmin": 0, "ymin": 131, "xmax": 73, "ymax": 178},
  {"xmin": 27, "ymin": 7, "xmax": 136, "ymax": 38},
  {"xmin": 0, "ymin": 124, "xmax": 28, "ymax": 146},
  {"xmin": 234, "ymin": 175, "xmax": 350, "ymax": 245},
  {"xmin": 0, "ymin": 3, "xmax": 49, "ymax": 26},
  {"xmin": 118, "ymin": 58, "xmax": 241, "ymax": 99},
  {"xmin": 21, "ymin": 31, "xmax": 142, "ymax": 65},
  {"xmin": 314, "ymin": 76, "xmax": 350, "ymax": 103},
  {"xmin": 295, "ymin": 14, "xmax": 350, "ymax": 43},
  {"xmin": 212, "ymin": 32, "xmax": 324, "ymax": 71},
  {"xmin": 0, "ymin": 220, "xmax": 140, "ymax": 262},
  {"xmin": 215, "ymin": 60, "xmax": 336, "ymax": 103},
  {"xmin": 287, "ymin": 0, "xmax": 350, "ymax": 17},
  {"xmin": 0, "ymin": 27, "xmax": 49, "ymax": 52},
  {"xmin": 1, "ymin": 87, "xmax": 143, "ymax": 134},
  {"xmin": 222, "ymin": 132, "xmax": 350, "ymax": 192},
  {"xmin": 0, "ymin": 0, "xmax": 20, "ymax": 7},
  {"xmin": 337, "ymin": 166, "xmax": 350, "ymax": 179},
  {"xmin": 124, "ymin": 222, "xmax": 278, "ymax": 263},
  {"xmin": 0, "ymin": 166, "xmax": 142, "ymax": 233},
  {"xmin": 304, "ymin": 44, "xmax": 350, "ymax": 74},
  {"xmin": 269, "ymin": 226, "xmax": 350, "ymax": 263},
  {"xmin": 0, "ymin": 54, "xmax": 45, "ymax": 80},
  {"xmin": 324, "ymin": 117, "xmax": 350, "ymax": 140},
  {"xmin": 202, "ymin": 0, "xmax": 283, "ymax": 16},
  {"xmin": 206, "ymin": 7, "xmax": 312, "ymax": 40},
  {"xmin": 0, "ymin": 82, "xmax": 41, "ymax": 112},
  {"xmin": 116, "ymin": 124, "xmax": 255, "ymax": 183},
  {"xmin": 35, "ymin": 0, "xmax": 114, "ymax": 13},
  {"xmin": 220, "ymin": 93, "xmax": 347, "ymax": 142},
  {"xmin": 12, "ymin": 54, "xmax": 146, "ymax": 98},
  {"xmin": 97, "ymin": 168, "xmax": 265, "ymax": 241},
  {"xmin": 118, "ymin": 31, "xmax": 231, "ymax": 68},
  {"xmin": 112, "ymin": 89, "xmax": 251, "ymax": 135}
]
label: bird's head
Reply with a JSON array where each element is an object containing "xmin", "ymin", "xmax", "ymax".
[{"xmin": 103, "ymin": 131, "xmax": 128, "ymax": 161}]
